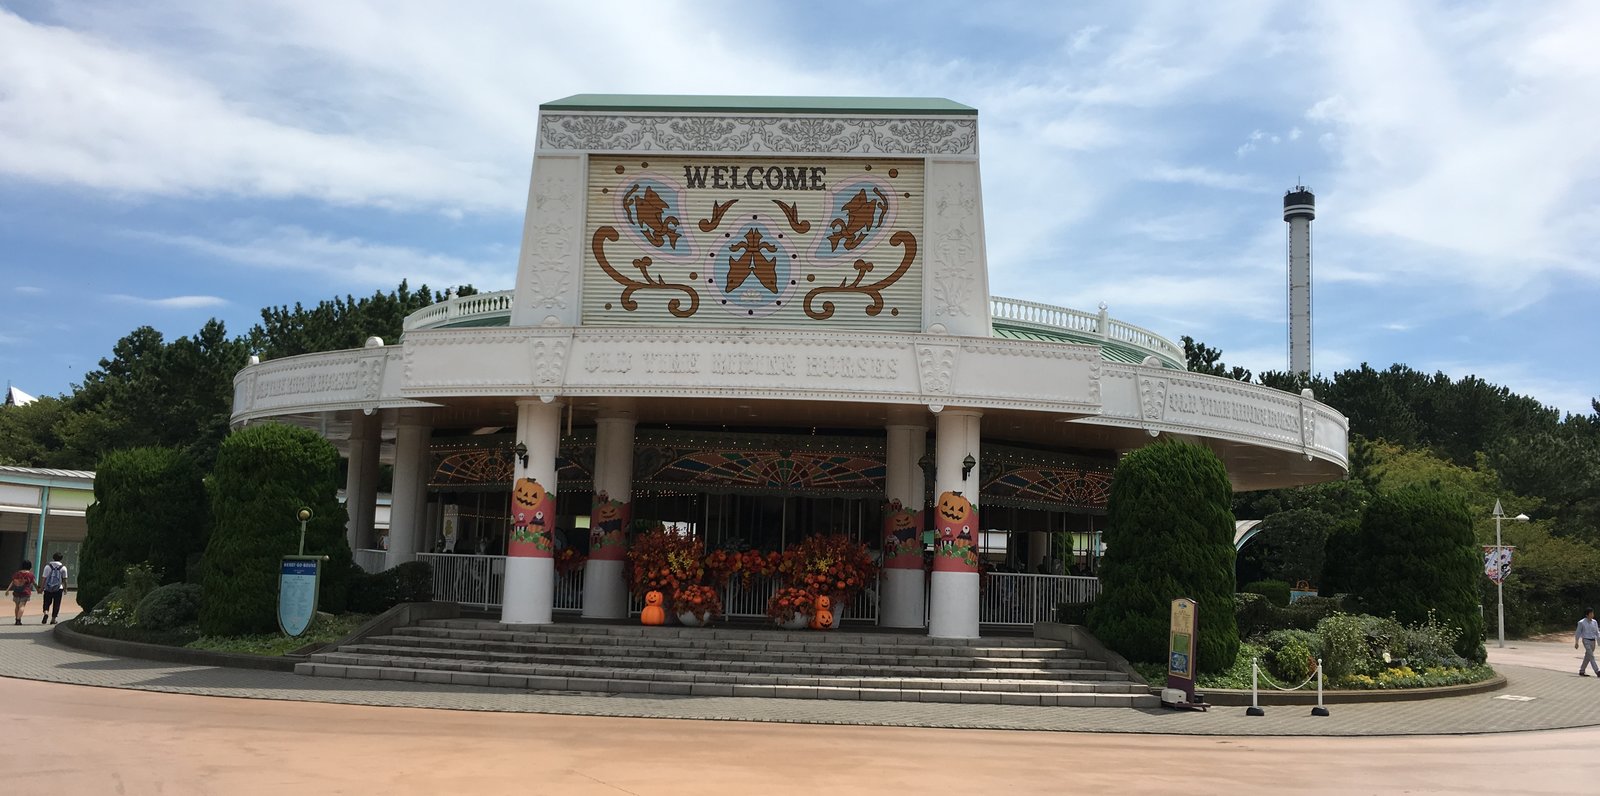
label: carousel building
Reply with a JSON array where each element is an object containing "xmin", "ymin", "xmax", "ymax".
[{"xmin": 230, "ymin": 95, "xmax": 1349, "ymax": 638}]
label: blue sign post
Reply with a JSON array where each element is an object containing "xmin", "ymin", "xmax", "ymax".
[{"xmin": 278, "ymin": 555, "xmax": 322, "ymax": 637}]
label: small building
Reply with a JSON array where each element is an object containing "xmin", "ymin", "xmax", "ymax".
[
  {"xmin": 0, "ymin": 465, "xmax": 91, "ymax": 583},
  {"xmin": 231, "ymin": 95, "xmax": 1349, "ymax": 637}
]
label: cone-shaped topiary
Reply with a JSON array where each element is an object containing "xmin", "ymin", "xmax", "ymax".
[
  {"xmin": 1087, "ymin": 440, "xmax": 1240, "ymax": 674},
  {"xmin": 198, "ymin": 422, "xmax": 351, "ymax": 635},
  {"xmin": 79, "ymin": 447, "xmax": 209, "ymax": 609},
  {"xmin": 1347, "ymin": 485, "xmax": 1485, "ymax": 661}
]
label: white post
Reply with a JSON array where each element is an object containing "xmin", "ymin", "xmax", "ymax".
[
  {"xmin": 1311, "ymin": 657, "xmax": 1329, "ymax": 716},
  {"xmin": 1246, "ymin": 658, "xmax": 1264, "ymax": 716},
  {"xmin": 583, "ymin": 407, "xmax": 635, "ymax": 619},
  {"xmin": 929, "ymin": 408, "xmax": 981, "ymax": 639},
  {"xmin": 881, "ymin": 423, "xmax": 928, "ymax": 628},
  {"xmin": 502, "ymin": 399, "xmax": 562, "ymax": 625}
]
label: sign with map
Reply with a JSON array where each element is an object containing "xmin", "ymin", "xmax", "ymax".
[{"xmin": 582, "ymin": 155, "xmax": 924, "ymax": 330}]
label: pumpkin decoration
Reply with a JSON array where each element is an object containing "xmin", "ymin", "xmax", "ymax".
[
  {"xmin": 810, "ymin": 594, "xmax": 835, "ymax": 630},
  {"xmin": 882, "ymin": 499, "xmax": 922, "ymax": 566},
  {"xmin": 641, "ymin": 589, "xmax": 667, "ymax": 625},
  {"xmin": 509, "ymin": 477, "xmax": 554, "ymax": 556},
  {"xmin": 933, "ymin": 491, "xmax": 980, "ymax": 573}
]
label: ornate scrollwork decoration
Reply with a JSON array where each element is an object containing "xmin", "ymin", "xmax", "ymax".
[
  {"xmin": 803, "ymin": 230, "xmax": 916, "ymax": 320},
  {"xmin": 697, "ymin": 199, "xmax": 739, "ymax": 232},
  {"xmin": 771, "ymin": 199, "xmax": 812, "ymax": 234},
  {"xmin": 591, "ymin": 226, "xmax": 700, "ymax": 318}
]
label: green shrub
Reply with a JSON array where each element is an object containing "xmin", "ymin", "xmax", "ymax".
[
  {"xmin": 120, "ymin": 562, "xmax": 162, "ymax": 608},
  {"xmin": 1281, "ymin": 595, "xmax": 1343, "ymax": 630},
  {"xmin": 1234, "ymin": 592, "xmax": 1279, "ymax": 638},
  {"xmin": 1395, "ymin": 611, "xmax": 1467, "ymax": 668},
  {"xmin": 1242, "ymin": 580, "xmax": 1291, "ymax": 607},
  {"xmin": 198, "ymin": 423, "xmax": 352, "ymax": 635},
  {"xmin": 1055, "ymin": 602, "xmax": 1092, "ymax": 625},
  {"xmin": 78, "ymin": 447, "xmax": 209, "ymax": 609},
  {"xmin": 134, "ymin": 582, "xmax": 203, "ymax": 631},
  {"xmin": 1261, "ymin": 629, "xmax": 1320, "ymax": 683},
  {"xmin": 349, "ymin": 561, "xmax": 434, "ymax": 614},
  {"xmin": 1088, "ymin": 441, "xmax": 1239, "ymax": 674},
  {"xmin": 1347, "ymin": 486, "xmax": 1485, "ymax": 661},
  {"xmin": 1316, "ymin": 613, "xmax": 1372, "ymax": 679}
]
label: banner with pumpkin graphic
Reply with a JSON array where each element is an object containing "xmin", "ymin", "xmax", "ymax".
[
  {"xmin": 881, "ymin": 498, "xmax": 924, "ymax": 569},
  {"xmin": 932, "ymin": 490, "xmax": 981, "ymax": 572},
  {"xmin": 508, "ymin": 477, "xmax": 557, "ymax": 558},
  {"xmin": 590, "ymin": 491, "xmax": 631, "ymax": 561}
]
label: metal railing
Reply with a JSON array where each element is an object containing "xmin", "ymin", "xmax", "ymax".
[
  {"xmin": 402, "ymin": 290, "xmax": 515, "ymax": 331},
  {"xmin": 416, "ymin": 553, "xmax": 504, "ymax": 610},
  {"xmin": 554, "ymin": 568, "xmax": 583, "ymax": 613},
  {"xmin": 354, "ymin": 548, "xmax": 387, "ymax": 574},
  {"xmin": 989, "ymin": 295, "xmax": 1185, "ymax": 366},
  {"xmin": 978, "ymin": 572, "xmax": 1100, "ymax": 626}
]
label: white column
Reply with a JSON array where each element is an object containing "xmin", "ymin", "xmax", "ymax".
[
  {"xmin": 929, "ymin": 408, "xmax": 982, "ymax": 639},
  {"xmin": 344, "ymin": 410, "xmax": 381, "ymax": 552},
  {"xmin": 881, "ymin": 423, "xmax": 927, "ymax": 628},
  {"xmin": 503, "ymin": 399, "xmax": 563, "ymax": 625},
  {"xmin": 385, "ymin": 412, "xmax": 431, "ymax": 569},
  {"xmin": 583, "ymin": 407, "xmax": 636, "ymax": 619}
]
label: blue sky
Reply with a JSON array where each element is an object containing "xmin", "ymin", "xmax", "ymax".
[{"xmin": 2, "ymin": 1, "xmax": 1597, "ymax": 415}]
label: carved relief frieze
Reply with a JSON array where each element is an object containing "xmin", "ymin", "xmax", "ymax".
[
  {"xmin": 916, "ymin": 345, "xmax": 957, "ymax": 394},
  {"xmin": 539, "ymin": 114, "xmax": 978, "ymax": 156},
  {"xmin": 531, "ymin": 337, "xmax": 570, "ymax": 388},
  {"xmin": 1139, "ymin": 376, "xmax": 1168, "ymax": 422}
]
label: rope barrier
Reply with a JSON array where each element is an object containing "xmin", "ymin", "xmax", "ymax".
[{"xmin": 1252, "ymin": 657, "xmax": 1320, "ymax": 691}]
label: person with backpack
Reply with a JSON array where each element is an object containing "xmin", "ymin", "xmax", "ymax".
[
  {"xmin": 38, "ymin": 552, "xmax": 68, "ymax": 624},
  {"xmin": 8, "ymin": 560, "xmax": 36, "ymax": 626}
]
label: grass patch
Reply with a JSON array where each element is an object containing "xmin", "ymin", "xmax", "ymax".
[{"xmin": 186, "ymin": 613, "xmax": 372, "ymax": 657}]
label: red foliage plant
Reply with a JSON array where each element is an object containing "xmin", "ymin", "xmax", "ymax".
[
  {"xmin": 778, "ymin": 534, "xmax": 880, "ymax": 602},
  {"xmin": 767, "ymin": 586, "xmax": 817, "ymax": 624},
  {"xmin": 673, "ymin": 584, "xmax": 723, "ymax": 622},
  {"xmin": 624, "ymin": 527, "xmax": 705, "ymax": 596}
]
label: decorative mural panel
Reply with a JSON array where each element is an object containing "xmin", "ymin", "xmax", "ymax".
[
  {"xmin": 655, "ymin": 450, "xmax": 886, "ymax": 494},
  {"xmin": 983, "ymin": 468, "xmax": 1112, "ymax": 511},
  {"xmin": 582, "ymin": 155, "xmax": 924, "ymax": 331},
  {"xmin": 429, "ymin": 443, "xmax": 595, "ymax": 491}
]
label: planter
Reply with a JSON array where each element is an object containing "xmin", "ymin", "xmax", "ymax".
[
  {"xmin": 777, "ymin": 614, "xmax": 810, "ymax": 631},
  {"xmin": 678, "ymin": 611, "xmax": 711, "ymax": 627}
]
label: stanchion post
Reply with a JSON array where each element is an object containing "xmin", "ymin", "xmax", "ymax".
[
  {"xmin": 1311, "ymin": 657, "xmax": 1330, "ymax": 716},
  {"xmin": 1246, "ymin": 657, "xmax": 1265, "ymax": 716}
]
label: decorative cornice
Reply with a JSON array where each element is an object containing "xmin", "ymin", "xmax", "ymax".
[{"xmin": 537, "ymin": 113, "xmax": 978, "ymax": 156}]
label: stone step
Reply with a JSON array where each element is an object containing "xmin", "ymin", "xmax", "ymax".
[
  {"xmin": 311, "ymin": 650, "xmax": 1143, "ymax": 693},
  {"xmin": 369, "ymin": 633, "xmax": 1098, "ymax": 670},
  {"xmin": 416, "ymin": 618, "xmax": 1053, "ymax": 647},
  {"xmin": 296, "ymin": 660, "xmax": 1159, "ymax": 707},
  {"xmin": 330, "ymin": 643, "xmax": 1120, "ymax": 681},
  {"xmin": 395, "ymin": 626, "xmax": 1084, "ymax": 659}
]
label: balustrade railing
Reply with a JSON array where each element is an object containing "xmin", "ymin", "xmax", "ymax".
[
  {"xmin": 989, "ymin": 295, "xmax": 1184, "ymax": 365},
  {"xmin": 402, "ymin": 290, "xmax": 516, "ymax": 331},
  {"xmin": 978, "ymin": 572, "xmax": 1100, "ymax": 626}
]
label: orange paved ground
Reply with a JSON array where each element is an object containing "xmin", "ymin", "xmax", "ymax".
[{"xmin": 0, "ymin": 673, "xmax": 1587, "ymax": 795}]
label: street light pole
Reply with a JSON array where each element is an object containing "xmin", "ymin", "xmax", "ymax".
[
  {"xmin": 297, "ymin": 507, "xmax": 313, "ymax": 556},
  {"xmin": 1491, "ymin": 499, "xmax": 1530, "ymax": 649}
]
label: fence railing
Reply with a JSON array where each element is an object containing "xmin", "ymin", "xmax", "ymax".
[
  {"xmin": 414, "ymin": 555, "xmax": 1090, "ymax": 627},
  {"xmin": 354, "ymin": 548, "xmax": 387, "ymax": 574},
  {"xmin": 978, "ymin": 573, "xmax": 1100, "ymax": 626}
]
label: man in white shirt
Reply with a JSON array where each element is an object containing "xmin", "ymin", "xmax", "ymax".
[
  {"xmin": 1576, "ymin": 607, "xmax": 1599, "ymax": 677},
  {"xmin": 38, "ymin": 552, "xmax": 68, "ymax": 625}
]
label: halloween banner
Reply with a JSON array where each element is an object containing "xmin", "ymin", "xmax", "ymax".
[
  {"xmin": 881, "ymin": 498, "xmax": 924, "ymax": 569},
  {"xmin": 589, "ymin": 491, "xmax": 632, "ymax": 561},
  {"xmin": 509, "ymin": 477, "xmax": 556, "ymax": 558},
  {"xmin": 932, "ymin": 490, "xmax": 980, "ymax": 573},
  {"xmin": 1483, "ymin": 545, "xmax": 1514, "ymax": 584}
]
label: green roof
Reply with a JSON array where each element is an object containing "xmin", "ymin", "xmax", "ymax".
[
  {"xmin": 541, "ymin": 94, "xmax": 976, "ymax": 116},
  {"xmin": 992, "ymin": 323, "xmax": 1182, "ymax": 368}
]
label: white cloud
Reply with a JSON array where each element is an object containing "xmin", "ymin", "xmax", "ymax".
[
  {"xmin": 13, "ymin": 285, "xmax": 45, "ymax": 295},
  {"xmin": 1144, "ymin": 165, "xmax": 1264, "ymax": 192},
  {"xmin": 107, "ymin": 294, "xmax": 229, "ymax": 309}
]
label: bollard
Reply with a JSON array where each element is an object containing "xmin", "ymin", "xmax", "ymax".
[
  {"xmin": 1246, "ymin": 658, "xmax": 1265, "ymax": 716},
  {"xmin": 1310, "ymin": 657, "xmax": 1330, "ymax": 716}
]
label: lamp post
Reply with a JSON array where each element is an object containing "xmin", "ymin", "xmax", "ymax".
[
  {"xmin": 297, "ymin": 507, "xmax": 313, "ymax": 556},
  {"xmin": 1491, "ymin": 499, "xmax": 1530, "ymax": 648}
]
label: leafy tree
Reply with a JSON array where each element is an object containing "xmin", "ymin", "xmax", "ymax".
[
  {"xmin": 0, "ymin": 395, "xmax": 73, "ymax": 468},
  {"xmin": 199, "ymin": 423, "xmax": 352, "ymax": 635},
  {"xmin": 1181, "ymin": 336, "xmax": 1251, "ymax": 382},
  {"xmin": 248, "ymin": 280, "xmax": 475, "ymax": 360},
  {"xmin": 1088, "ymin": 441, "xmax": 1240, "ymax": 673},
  {"xmin": 78, "ymin": 447, "xmax": 209, "ymax": 608},
  {"xmin": 1347, "ymin": 485, "xmax": 1485, "ymax": 661},
  {"xmin": 1236, "ymin": 508, "xmax": 1333, "ymax": 586}
]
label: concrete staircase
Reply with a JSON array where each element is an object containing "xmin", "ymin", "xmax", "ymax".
[{"xmin": 296, "ymin": 619, "xmax": 1157, "ymax": 708}]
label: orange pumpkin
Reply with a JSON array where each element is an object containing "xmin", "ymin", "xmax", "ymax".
[
  {"xmin": 810, "ymin": 595, "xmax": 835, "ymax": 630},
  {"xmin": 641, "ymin": 590, "xmax": 667, "ymax": 626}
]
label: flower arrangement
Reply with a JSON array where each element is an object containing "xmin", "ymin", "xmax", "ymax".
[
  {"xmin": 706, "ymin": 549, "xmax": 782, "ymax": 589},
  {"xmin": 767, "ymin": 586, "xmax": 817, "ymax": 624},
  {"xmin": 778, "ymin": 534, "xmax": 879, "ymax": 603},
  {"xmin": 624, "ymin": 527, "xmax": 705, "ymax": 595},
  {"xmin": 554, "ymin": 547, "xmax": 588, "ymax": 576},
  {"xmin": 673, "ymin": 584, "xmax": 723, "ymax": 623}
]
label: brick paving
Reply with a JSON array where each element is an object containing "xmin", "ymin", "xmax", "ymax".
[{"xmin": 5, "ymin": 616, "xmax": 1599, "ymax": 736}]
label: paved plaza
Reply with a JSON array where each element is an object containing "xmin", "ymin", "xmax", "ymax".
[{"xmin": 3, "ymin": 604, "xmax": 1599, "ymax": 738}]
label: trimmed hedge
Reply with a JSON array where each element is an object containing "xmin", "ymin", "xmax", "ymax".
[
  {"xmin": 1241, "ymin": 579, "xmax": 1291, "ymax": 607},
  {"xmin": 78, "ymin": 447, "xmax": 209, "ymax": 609},
  {"xmin": 134, "ymin": 582, "xmax": 203, "ymax": 631},
  {"xmin": 198, "ymin": 423, "xmax": 352, "ymax": 635},
  {"xmin": 1088, "ymin": 441, "xmax": 1240, "ymax": 674},
  {"xmin": 348, "ymin": 561, "xmax": 434, "ymax": 614}
]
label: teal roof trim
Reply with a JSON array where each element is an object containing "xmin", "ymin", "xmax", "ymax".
[
  {"xmin": 541, "ymin": 95, "xmax": 976, "ymax": 116},
  {"xmin": 992, "ymin": 323, "xmax": 1182, "ymax": 368}
]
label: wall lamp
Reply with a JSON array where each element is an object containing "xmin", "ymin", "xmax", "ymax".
[
  {"xmin": 512, "ymin": 441, "xmax": 529, "ymax": 468},
  {"xmin": 917, "ymin": 453, "xmax": 936, "ymax": 479},
  {"xmin": 962, "ymin": 454, "xmax": 977, "ymax": 481}
]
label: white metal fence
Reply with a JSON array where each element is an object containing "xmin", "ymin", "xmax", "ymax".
[
  {"xmin": 978, "ymin": 572, "xmax": 1101, "ymax": 626},
  {"xmin": 413, "ymin": 555, "xmax": 1092, "ymax": 626},
  {"xmin": 354, "ymin": 548, "xmax": 386, "ymax": 574}
]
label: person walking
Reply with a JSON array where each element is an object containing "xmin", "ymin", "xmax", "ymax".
[
  {"xmin": 8, "ymin": 560, "xmax": 36, "ymax": 626},
  {"xmin": 38, "ymin": 552, "xmax": 68, "ymax": 624},
  {"xmin": 1577, "ymin": 607, "xmax": 1600, "ymax": 677}
]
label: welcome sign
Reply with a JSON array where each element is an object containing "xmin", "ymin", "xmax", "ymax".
[{"xmin": 581, "ymin": 155, "xmax": 924, "ymax": 331}]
